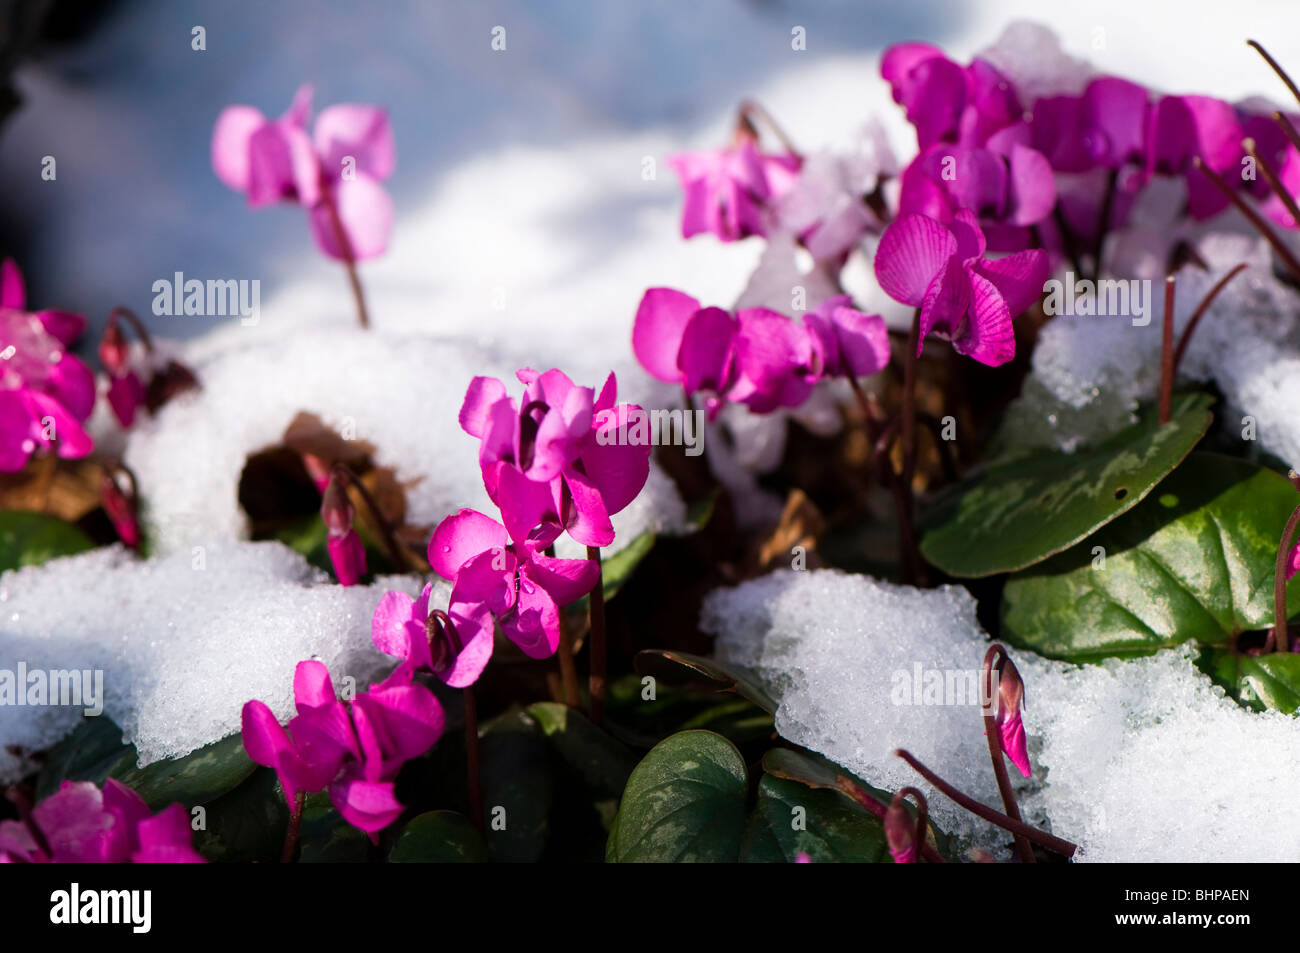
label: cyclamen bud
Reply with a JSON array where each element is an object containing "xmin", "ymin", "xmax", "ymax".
[
  {"xmin": 884, "ymin": 789, "xmax": 923, "ymax": 864},
  {"xmin": 322, "ymin": 475, "xmax": 365, "ymax": 586},
  {"xmin": 98, "ymin": 318, "xmax": 129, "ymax": 375},
  {"xmin": 321, "ymin": 477, "xmax": 356, "ymax": 536},
  {"xmin": 100, "ymin": 465, "xmax": 140, "ymax": 549},
  {"xmin": 994, "ymin": 654, "xmax": 1031, "ymax": 778}
]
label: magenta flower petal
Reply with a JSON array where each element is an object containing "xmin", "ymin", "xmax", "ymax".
[
  {"xmin": 312, "ymin": 104, "xmax": 396, "ymax": 182},
  {"xmin": 677, "ymin": 306, "xmax": 738, "ymax": 395},
  {"xmin": 429, "ymin": 508, "xmax": 511, "ymax": 580},
  {"xmin": 440, "ymin": 600, "xmax": 495, "ymax": 688},
  {"xmin": 557, "ymin": 465, "xmax": 615, "ymax": 547},
  {"xmin": 0, "ymin": 258, "xmax": 23, "ymax": 310},
  {"xmin": 919, "ymin": 257, "xmax": 972, "ymax": 353},
  {"xmin": 327, "ymin": 528, "xmax": 367, "ymax": 586},
  {"xmin": 971, "ymin": 249, "xmax": 1050, "ymax": 319},
  {"xmin": 459, "ymin": 376, "xmax": 508, "ymax": 438},
  {"xmin": 107, "ymin": 372, "xmax": 147, "ymax": 428},
  {"xmin": 247, "ymin": 121, "xmax": 321, "ymax": 208},
  {"xmin": 503, "ymin": 574, "xmax": 562, "ymax": 658},
  {"xmin": 874, "ymin": 213, "xmax": 958, "ymax": 307},
  {"xmin": 526, "ymin": 551, "xmax": 601, "ymax": 606},
  {"xmin": 953, "ymin": 271, "xmax": 1015, "ymax": 367},
  {"xmin": 309, "ymin": 175, "xmax": 394, "ymax": 261},
  {"xmin": 826, "ymin": 305, "xmax": 890, "ymax": 378},
  {"xmin": 1004, "ymin": 143, "xmax": 1057, "ymax": 226},
  {"xmin": 329, "ymin": 776, "xmax": 405, "ymax": 834},
  {"xmin": 1000, "ymin": 711, "xmax": 1031, "ymax": 778},
  {"xmin": 34, "ymin": 310, "xmax": 85, "ymax": 348},
  {"xmin": 450, "ymin": 548, "xmax": 517, "ymax": 617},
  {"xmin": 44, "ymin": 354, "xmax": 96, "ymax": 421},
  {"xmin": 132, "ymin": 804, "xmax": 205, "ymax": 863},
  {"xmin": 32, "ymin": 782, "xmax": 113, "ymax": 862},
  {"xmin": 491, "ymin": 462, "xmax": 564, "ymax": 548},
  {"xmin": 352, "ymin": 681, "xmax": 445, "ymax": 775},
  {"xmin": 583, "ymin": 406, "xmax": 653, "ymax": 515},
  {"xmin": 21, "ymin": 390, "xmax": 94, "ymax": 460},
  {"xmin": 211, "ymin": 105, "xmax": 267, "ymax": 192},
  {"xmin": 633, "ymin": 287, "xmax": 701, "ymax": 382}
]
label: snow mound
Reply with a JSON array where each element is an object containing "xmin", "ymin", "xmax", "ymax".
[
  {"xmin": 1022, "ymin": 645, "xmax": 1300, "ymax": 863},
  {"xmin": 701, "ymin": 569, "xmax": 1008, "ymax": 842},
  {"xmin": 702, "ymin": 569, "xmax": 1300, "ymax": 861},
  {"xmin": 0, "ymin": 541, "xmax": 439, "ymax": 780}
]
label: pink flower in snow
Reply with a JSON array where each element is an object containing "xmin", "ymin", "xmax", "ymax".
[
  {"xmin": 212, "ymin": 85, "xmax": 396, "ymax": 262},
  {"xmin": 428, "ymin": 508, "xmax": 598, "ymax": 659},
  {"xmin": 460, "ymin": 369, "xmax": 651, "ymax": 549},
  {"xmin": 371, "ymin": 582, "xmax": 494, "ymax": 688},
  {"xmin": 874, "ymin": 210, "xmax": 1048, "ymax": 367},
  {"xmin": 632, "ymin": 288, "xmax": 888, "ymax": 417},
  {"xmin": 0, "ymin": 259, "xmax": 94, "ymax": 471},
  {"xmin": 0, "ymin": 779, "xmax": 204, "ymax": 863},
  {"xmin": 667, "ymin": 140, "xmax": 800, "ymax": 243},
  {"xmin": 241, "ymin": 660, "xmax": 444, "ymax": 836}
]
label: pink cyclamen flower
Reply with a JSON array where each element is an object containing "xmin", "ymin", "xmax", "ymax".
[
  {"xmin": 633, "ymin": 288, "xmax": 888, "ymax": 416},
  {"xmin": 321, "ymin": 475, "xmax": 366, "ymax": 586},
  {"xmin": 0, "ymin": 779, "xmax": 204, "ymax": 863},
  {"xmin": 1146, "ymin": 94, "xmax": 1244, "ymax": 220},
  {"xmin": 429, "ymin": 508, "xmax": 599, "ymax": 659},
  {"xmin": 241, "ymin": 659, "xmax": 444, "ymax": 835},
  {"xmin": 212, "ymin": 84, "xmax": 396, "ymax": 261},
  {"xmin": 881, "ymin": 44, "xmax": 1021, "ymax": 150},
  {"xmin": 874, "ymin": 210, "xmax": 1049, "ymax": 367},
  {"xmin": 460, "ymin": 369, "xmax": 651, "ymax": 549},
  {"xmin": 371, "ymin": 582, "xmax": 494, "ymax": 688},
  {"xmin": 897, "ymin": 129, "xmax": 1057, "ymax": 249},
  {"xmin": 0, "ymin": 259, "xmax": 94, "ymax": 471},
  {"xmin": 98, "ymin": 317, "xmax": 147, "ymax": 428},
  {"xmin": 668, "ymin": 140, "xmax": 801, "ymax": 242}
]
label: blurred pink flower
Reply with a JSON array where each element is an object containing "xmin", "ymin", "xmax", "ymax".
[{"xmin": 212, "ymin": 84, "xmax": 395, "ymax": 261}]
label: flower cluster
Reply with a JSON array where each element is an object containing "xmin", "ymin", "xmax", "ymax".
[
  {"xmin": 0, "ymin": 259, "xmax": 94, "ymax": 471},
  {"xmin": 241, "ymin": 659, "xmax": 444, "ymax": 836},
  {"xmin": 633, "ymin": 290, "xmax": 889, "ymax": 418},
  {"xmin": 0, "ymin": 779, "xmax": 204, "ymax": 863}
]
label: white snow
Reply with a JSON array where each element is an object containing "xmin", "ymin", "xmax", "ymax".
[
  {"xmin": 701, "ymin": 568, "xmax": 1013, "ymax": 843},
  {"xmin": 0, "ymin": 542, "xmax": 440, "ymax": 780},
  {"xmin": 703, "ymin": 570, "xmax": 1300, "ymax": 861},
  {"xmin": 1008, "ymin": 233, "xmax": 1300, "ymax": 462}
]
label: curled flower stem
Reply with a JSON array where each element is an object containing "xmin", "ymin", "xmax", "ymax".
[
  {"xmin": 1191, "ymin": 157, "xmax": 1300, "ymax": 283},
  {"xmin": 832, "ymin": 773, "xmax": 945, "ymax": 863},
  {"xmin": 1244, "ymin": 137, "xmax": 1300, "ymax": 229},
  {"xmin": 107, "ymin": 306, "xmax": 154, "ymax": 354},
  {"xmin": 587, "ymin": 546, "xmax": 607, "ymax": 727},
  {"xmin": 1171, "ymin": 263, "xmax": 1250, "ymax": 375},
  {"xmin": 430, "ymin": 609, "xmax": 484, "ymax": 832},
  {"xmin": 546, "ymin": 544, "xmax": 582, "ymax": 708},
  {"xmin": 895, "ymin": 749, "xmax": 1077, "ymax": 858},
  {"xmin": 1270, "ymin": 471, "xmax": 1300, "ymax": 654},
  {"xmin": 330, "ymin": 463, "xmax": 418, "ymax": 573},
  {"xmin": 1249, "ymin": 40, "xmax": 1300, "ymax": 108},
  {"xmin": 320, "ymin": 189, "xmax": 371, "ymax": 330},
  {"xmin": 1158, "ymin": 276, "xmax": 1176, "ymax": 425},
  {"xmin": 737, "ymin": 99, "xmax": 801, "ymax": 159},
  {"xmin": 982, "ymin": 645, "xmax": 1034, "ymax": 863},
  {"xmin": 1272, "ymin": 111, "xmax": 1300, "ymax": 159},
  {"xmin": 281, "ymin": 789, "xmax": 305, "ymax": 863},
  {"xmin": 895, "ymin": 786, "xmax": 938, "ymax": 863}
]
